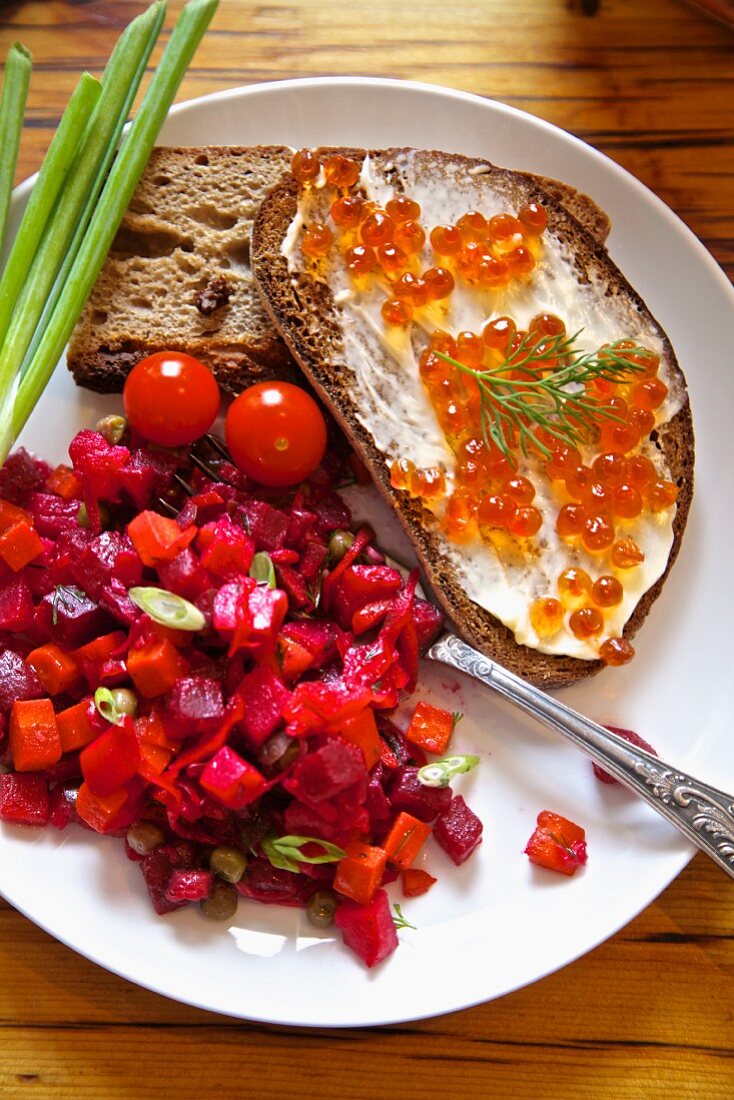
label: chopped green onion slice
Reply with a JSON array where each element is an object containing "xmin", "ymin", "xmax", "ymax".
[
  {"xmin": 262, "ymin": 834, "xmax": 346, "ymax": 874},
  {"xmin": 416, "ymin": 754, "xmax": 480, "ymax": 788},
  {"xmin": 249, "ymin": 551, "xmax": 276, "ymax": 588},
  {"xmin": 94, "ymin": 686, "xmax": 125, "ymax": 727},
  {"xmin": 129, "ymin": 586, "xmax": 206, "ymax": 632}
]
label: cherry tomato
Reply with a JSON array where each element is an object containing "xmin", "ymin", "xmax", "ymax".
[
  {"xmin": 122, "ymin": 351, "xmax": 220, "ymax": 447},
  {"xmin": 225, "ymin": 382, "xmax": 327, "ymax": 487}
]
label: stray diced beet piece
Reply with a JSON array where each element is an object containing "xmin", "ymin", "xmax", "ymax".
[
  {"xmin": 412, "ymin": 598, "xmax": 444, "ymax": 650},
  {"xmin": 283, "ymin": 799, "xmax": 343, "ymax": 843},
  {"xmin": 48, "ymin": 784, "xmax": 74, "ymax": 830},
  {"xmin": 238, "ymin": 665, "xmax": 291, "ymax": 750},
  {"xmin": 165, "ymin": 869, "xmax": 214, "ymax": 902},
  {"xmin": 309, "ymin": 490, "xmax": 351, "ymax": 537},
  {"xmin": 36, "ymin": 587, "xmax": 112, "ymax": 648},
  {"xmin": 76, "ymin": 531, "xmax": 143, "ymax": 596},
  {"xmin": 141, "ymin": 849, "xmax": 186, "ymax": 915},
  {"xmin": 236, "ymin": 858, "xmax": 313, "ymax": 907},
  {"xmin": 0, "ymin": 449, "xmax": 50, "ymax": 504},
  {"xmin": 157, "ymin": 548, "xmax": 210, "ymax": 600},
  {"xmin": 0, "ymin": 576, "xmax": 34, "ymax": 632},
  {"xmin": 25, "ymin": 493, "xmax": 80, "ymax": 538},
  {"xmin": 166, "ymin": 676, "xmax": 224, "ymax": 730},
  {"xmin": 0, "ymin": 649, "xmax": 43, "ymax": 712},
  {"xmin": 237, "ymin": 500, "xmax": 288, "ymax": 551},
  {"xmin": 593, "ymin": 726, "xmax": 658, "ymax": 785},
  {"xmin": 284, "ymin": 740, "xmax": 366, "ymax": 803},
  {"xmin": 0, "ymin": 773, "xmax": 50, "ymax": 825},
  {"xmin": 334, "ymin": 888, "xmax": 398, "ymax": 968},
  {"xmin": 433, "ymin": 794, "xmax": 483, "ymax": 865},
  {"xmin": 389, "ymin": 765, "xmax": 452, "ymax": 822},
  {"xmin": 280, "ymin": 620, "xmax": 337, "ymax": 667},
  {"xmin": 365, "ymin": 769, "xmax": 393, "ymax": 834}
]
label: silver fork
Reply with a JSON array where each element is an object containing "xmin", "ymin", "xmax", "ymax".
[{"xmin": 428, "ymin": 632, "xmax": 734, "ymax": 880}]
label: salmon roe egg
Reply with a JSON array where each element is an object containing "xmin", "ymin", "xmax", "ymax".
[
  {"xmin": 529, "ymin": 312, "xmax": 566, "ymax": 338},
  {"xmin": 423, "ymin": 266, "xmax": 455, "ymax": 300},
  {"xmin": 445, "ymin": 489, "xmax": 476, "ymax": 538},
  {"xmin": 591, "ymin": 575, "xmax": 623, "ymax": 608},
  {"xmin": 482, "ymin": 316, "xmax": 516, "ymax": 351},
  {"xmin": 386, "ymin": 195, "xmax": 421, "ymax": 222},
  {"xmin": 323, "ymin": 154, "xmax": 360, "ymax": 189},
  {"xmin": 503, "ymin": 476, "xmax": 536, "ymax": 505},
  {"xmin": 457, "ymin": 210, "xmax": 488, "ymax": 240},
  {"xmin": 612, "ymin": 483, "xmax": 643, "ymax": 518},
  {"xmin": 455, "ymin": 331, "xmax": 484, "ymax": 367},
  {"xmin": 582, "ymin": 514, "xmax": 615, "ymax": 553},
  {"xmin": 430, "ymin": 224, "xmax": 462, "ymax": 255},
  {"xmin": 592, "ymin": 451, "xmax": 628, "ymax": 487},
  {"xmin": 600, "ymin": 637, "xmax": 635, "ymax": 666},
  {"xmin": 506, "ymin": 246, "xmax": 535, "ymax": 276},
  {"xmin": 647, "ymin": 479, "xmax": 679, "ymax": 512},
  {"xmin": 631, "ymin": 378, "xmax": 668, "ymax": 410},
  {"xmin": 291, "ymin": 148, "xmax": 320, "ymax": 183},
  {"xmin": 529, "ymin": 597, "xmax": 564, "ymax": 638},
  {"xmin": 478, "ymin": 493, "xmax": 515, "ymax": 530},
  {"xmin": 429, "ymin": 330, "xmax": 457, "ymax": 357},
  {"xmin": 381, "ymin": 298, "xmax": 413, "ymax": 326},
  {"xmin": 626, "ymin": 455, "xmax": 657, "ymax": 489},
  {"xmin": 390, "ymin": 457, "xmax": 415, "ymax": 491},
  {"xmin": 377, "ymin": 243, "xmax": 408, "ymax": 275},
  {"xmin": 330, "ymin": 194, "xmax": 363, "ymax": 228},
  {"xmin": 583, "ymin": 480, "xmax": 614, "ymax": 513},
  {"xmin": 628, "ymin": 406, "xmax": 656, "ymax": 436},
  {"xmin": 477, "ymin": 255, "xmax": 510, "ymax": 288},
  {"xmin": 564, "ymin": 464, "xmax": 595, "ymax": 499},
  {"xmin": 558, "ymin": 567, "xmax": 592, "ymax": 609},
  {"xmin": 393, "ymin": 272, "xmax": 429, "ymax": 307},
  {"xmin": 344, "ymin": 244, "xmax": 376, "ymax": 276},
  {"xmin": 508, "ymin": 505, "xmax": 542, "ymax": 538},
  {"xmin": 612, "ymin": 537, "xmax": 645, "ymax": 569},
  {"xmin": 487, "ymin": 213, "xmax": 523, "ymax": 243},
  {"xmin": 518, "ymin": 202, "xmax": 548, "ymax": 235},
  {"xmin": 545, "ymin": 444, "xmax": 582, "ymax": 482},
  {"xmin": 410, "ymin": 466, "xmax": 446, "ymax": 499},
  {"xmin": 360, "ymin": 211, "xmax": 395, "ymax": 247},
  {"xmin": 569, "ymin": 606, "xmax": 604, "ymax": 640},
  {"xmin": 394, "ymin": 220, "xmax": 426, "ymax": 254},
  {"xmin": 456, "ymin": 242, "xmax": 488, "ymax": 280},
  {"xmin": 301, "ymin": 223, "xmax": 333, "ymax": 259},
  {"xmin": 600, "ymin": 421, "xmax": 640, "ymax": 454},
  {"xmin": 555, "ymin": 502, "xmax": 587, "ymax": 538}
]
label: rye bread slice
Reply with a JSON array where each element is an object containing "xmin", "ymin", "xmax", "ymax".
[
  {"xmin": 67, "ymin": 146, "xmax": 300, "ymax": 395},
  {"xmin": 251, "ymin": 148, "xmax": 694, "ymax": 689}
]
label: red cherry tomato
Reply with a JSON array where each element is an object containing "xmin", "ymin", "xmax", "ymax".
[
  {"xmin": 122, "ymin": 351, "xmax": 220, "ymax": 447},
  {"xmin": 225, "ymin": 382, "xmax": 327, "ymax": 487}
]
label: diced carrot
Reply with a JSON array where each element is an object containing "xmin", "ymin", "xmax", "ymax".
[
  {"xmin": 127, "ymin": 638, "xmax": 184, "ymax": 698},
  {"xmin": 0, "ymin": 500, "xmax": 32, "ymax": 533},
  {"xmin": 135, "ymin": 712, "xmax": 176, "ymax": 777},
  {"xmin": 338, "ymin": 709, "xmax": 382, "ymax": 770},
  {"xmin": 75, "ymin": 781, "xmax": 129, "ymax": 834},
  {"xmin": 401, "ymin": 868, "xmax": 437, "ymax": 897},
  {"xmin": 45, "ymin": 464, "xmax": 82, "ymax": 500},
  {"xmin": 73, "ymin": 631, "xmax": 127, "ymax": 668},
  {"xmin": 9, "ymin": 699, "xmax": 62, "ymax": 772},
  {"xmin": 276, "ymin": 636, "xmax": 314, "ymax": 680},
  {"xmin": 406, "ymin": 701, "xmax": 455, "ymax": 755},
  {"xmin": 382, "ymin": 811, "xmax": 432, "ymax": 869},
  {"xmin": 0, "ymin": 520, "xmax": 44, "ymax": 571},
  {"xmin": 56, "ymin": 698, "xmax": 98, "ymax": 753},
  {"xmin": 127, "ymin": 510, "xmax": 197, "ymax": 567},
  {"xmin": 333, "ymin": 841, "xmax": 387, "ymax": 906},
  {"xmin": 26, "ymin": 643, "xmax": 81, "ymax": 695}
]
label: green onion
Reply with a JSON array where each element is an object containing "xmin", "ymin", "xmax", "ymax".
[
  {"xmin": 0, "ymin": 72, "xmax": 101, "ymax": 355},
  {"xmin": 0, "ymin": 3, "xmax": 166, "ymax": 458},
  {"xmin": 416, "ymin": 754, "xmax": 480, "ymax": 788},
  {"xmin": 13, "ymin": 0, "xmax": 219, "ymax": 442},
  {"xmin": 262, "ymin": 835, "xmax": 347, "ymax": 874},
  {"xmin": 392, "ymin": 903, "xmax": 416, "ymax": 931},
  {"xmin": 129, "ymin": 586, "xmax": 206, "ymax": 632},
  {"xmin": 94, "ymin": 687, "xmax": 126, "ymax": 727},
  {"xmin": 0, "ymin": 43, "xmax": 32, "ymax": 256},
  {"xmin": 249, "ymin": 551, "xmax": 277, "ymax": 588}
]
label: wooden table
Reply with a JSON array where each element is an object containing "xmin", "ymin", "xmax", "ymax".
[{"xmin": 1, "ymin": 1, "xmax": 732, "ymax": 1095}]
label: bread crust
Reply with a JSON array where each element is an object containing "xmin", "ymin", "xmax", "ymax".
[{"xmin": 251, "ymin": 148, "xmax": 694, "ymax": 689}]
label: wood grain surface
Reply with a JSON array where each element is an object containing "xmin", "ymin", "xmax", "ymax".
[{"xmin": 0, "ymin": 1, "xmax": 732, "ymax": 1096}]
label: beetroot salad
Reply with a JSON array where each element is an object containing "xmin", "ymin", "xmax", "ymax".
[{"xmin": 0, "ymin": 427, "xmax": 484, "ymax": 968}]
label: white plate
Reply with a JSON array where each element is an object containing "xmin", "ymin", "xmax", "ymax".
[{"xmin": 3, "ymin": 78, "xmax": 733, "ymax": 1027}]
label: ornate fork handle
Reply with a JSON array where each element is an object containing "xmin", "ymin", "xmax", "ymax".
[{"xmin": 427, "ymin": 633, "xmax": 734, "ymax": 880}]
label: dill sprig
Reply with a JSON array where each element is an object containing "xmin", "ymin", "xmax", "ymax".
[{"xmin": 436, "ymin": 331, "xmax": 650, "ymax": 461}]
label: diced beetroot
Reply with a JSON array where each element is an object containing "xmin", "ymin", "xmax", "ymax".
[
  {"xmin": 274, "ymin": 563, "xmax": 311, "ymax": 609},
  {"xmin": 433, "ymin": 794, "xmax": 483, "ymax": 865},
  {"xmin": 413, "ymin": 598, "xmax": 444, "ymax": 650},
  {"xmin": 334, "ymin": 888, "xmax": 398, "ymax": 968},
  {"xmin": 141, "ymin": 849, "xmax": 187, "ymax": 915},
  {"xmin": 0, "ymin": 576, "xmax": 34, "ymax": 632},
  {"xmin": 75, "ymin": 531, "xmax": 143, "ymax": 597},
  {"xmin": 309, "ymin": 490, "xmax": 351, "ymax": 537},
  {"xmin": 165, "ymin": 868, "xmax": 214, "ymax": 902},
  {"xmin": 280, "ymin": 620, "xmax": 337, "ymax": 667},
  {"xmin": 236, "ymin": 500, "xmax": 288, "ymax": 551},
  {"xmin": 25, "ymin": 493, "xmax": 80, "ymax": 538},
  {"xmin": 36, "ymin": 587, "xmax": 112, "ymax": 648},
  {"xmin": 198, "ymin": 515, "xmax": 254, "ymax": 579},
  {"xmin": 282, "ymin": 799, "xmax": 345, "ymax": 843},
  {"xmin": 158, "ymin": 548, "xmax": 210, "ymax": 600},
  {"xmin": 200, "ymin": 746, "xmax": 267, "ymax": 809},
  {"xmin": 165, "ymin": 676, "xmax": 224, "ymax": 734},
  {"xmin": 0, "ymin": 649, "xmax": 44, "ymax": 712},
  {"xmin": 48, "ymin": 784, "xmax": 74, "ymax": 829},
  {"xmin": 0, "ymin": 773, "xmax": 50, "ymax": 825},
  {"xmin": 283, "ymin": 740, "xmax": 366, "ymax": 804},
  {"xmin": 236, "ymin": 857, "xmax": 313, "ymax": 907},
  {"xmin": 230, "ymin": 585, "xmax": 288, "ymax": 657},
  {"xmin": 331, "ymin": 564, "xmax": 403, "ymax": 631},
  {"xmin": 46, "ymin": 527, "xmax": 94, "ymax": 586},
  {"xmin": 0, "ymin": 449, "xmax": 51, "ymax": 505},
  {"xmin": 285, "ymin": 506, "xmax": 317, "ymax": 545},
  {"xmin": 365, "ymin": 768, "xmax": 393, "ymax": 834},
  {"xmin": 593, "ymin": 726, "xmax": 659, "ymax": 784},
  {"xmin": 120, "ymin": 446, "xmax": 178, "ymax": 509},
  {"xmin": 388, "ymin": 765, "xmax": 451, "ymax": 821},
  {"xmin": 299, "ymin": 538, "xmax": 327, "ymax": 581},
  {"xmin": 68, "ymin": 430, "xmax": 130, "ymax": 505},
  {"xmin": 211, "ymin": 578, "xmax": 253, "ymax": 637},
  {"xmin": 100, "ymin": 578, "xmax": 140, "ymax": 627},
  {"xmin": 237, "ymin": 665, "xmax": 291, "ymax": 750}
]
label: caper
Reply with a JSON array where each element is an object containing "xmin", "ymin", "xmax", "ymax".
[
  {"xmin": 77, "ymin": 501, "xmax": 111, "ymax": 529},
  {"xmin": 200, "ymin": 880, "xmax": 238, "ymax": 921},
  {"xmin": 111, "ymin": 687, "xmax": 138, "ymax": 718},
  {"xmin": 209, "ymin": 845, "xmax": 247, "ymax": 884},
  {"xmin": 328, "ymin": 529, "xmax": 355, "ymax": 562},
  {"xmin": 126, "ymin": 821, "xmax": 165, "ymax": 855},
  {"xmin": 306, "ymin": 889, "xmax": 338, "ymax": 928},
  {"xmin": 95, "ymin": 414, "xmax": 129, "ymax": 446}
]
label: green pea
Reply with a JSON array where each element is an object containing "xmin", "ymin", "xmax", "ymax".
[
  {"xmin": 126, "ymin": 821, "xmax": 165, "ymax": 855},
  {"xmin": 110, "ymin": 688, "xmax": 138, "ymax": 718},
  {"xmin": 95, "ymin": 414, "xmax": 129, "ymax": 446},
  {"xmin": 200, "ymin": 880, "xmax": 238, "ymax": 921},
  {"xmin": 209, "ymin": 846, "xmax": 247, "ymax": 884},
  {"xmin": 328, "ymin": 529, "xmax": 355, "ymax": 562},
  {"xmin": 306, "ymin": 889, "xmax": 338, "ymax": 928}
]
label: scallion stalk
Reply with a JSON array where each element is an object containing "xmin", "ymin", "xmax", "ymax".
[
  {"xmin": 0, "ymin": 3, "xmax": 166, "ymax": 458},
  {"xmin": 0, "ymin": 43, "xmax": 32, "ymax": 255},
  {"xmin": 13, "ymin": 0, "xmax": 218, "ymax": 442},
  {"xmin": 0, "ymin": 71, "xmax": 101, "ymax": 354}
]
